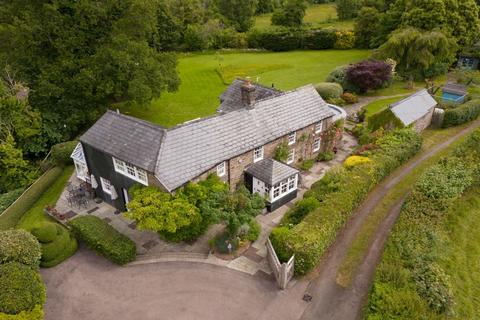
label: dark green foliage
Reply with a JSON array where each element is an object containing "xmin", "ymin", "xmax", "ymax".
[
  {"xmin": 213, "ymin": 231, "xmax": 239, "ymax": 254},
  {"xmin": 271, "ymin": 0, "xmax": 307, "ymax": 28},
  {"xmin": 367, "ymin": 108, "xmax": 405, "ymax": 131},
  {"xmin": 271, "ymin": 129, "xmax": 422, "ymax": 274},
  {"xmin": 299, "ymin": 159, "xmax": 315, "ymax": 171},
  {"xmin": 0, "ymin": 262, "xmax": 46, "ymax": 315},
  {"xmin": 317, "ymin": 151, "xmax": 335, "ymax": 161},
  {"xmin": 0, "ymin": 189, "xmax": 23, "ymax": 213},
  {"xmin": 336, "ymin": 0, "xmax": 364, "ymax": 20},
  {"xmin": 31, "ymin": 223, "xmax": 57, "ymax": 244},
  {"xmin": 368, "ymin": 129, "xmax": 480, "ymax": 318},
  {"xmin": 0, "ymin": 167, "xmax": 63, "ymax": 230},
  {"xmin": 69, "ymin": 216, "xmax": 136, "ymax": 265},
  {"xmin": 314, "ymin": 82, "xmax": 343, "ymax": 100},
  {"xmin": 49, "ymin": 141, "xmax": 78, "ymax": 167},
  {"xmin": 0, "ymin": 229, "xmax": 41, "ymax": 267},
  {"xmin": 354, "ymin": 7, "xmax": 381, "ymax": 48},
  {"xmin": 217, "ymin": 0, "xmax": 257, "ymax": 32},
  {"xmin": 442, "ymin": 99, "xmax": 480, "ymax": 127},
  {"xmin": 245, "ymin": 219, "xmax": 261, "ymax": 242},
  {"xmin": 274, "ymin": 141, "xmax": 289, "ymax": 162},
  {"xmin": 303, "ymin": 29, "xmax": 337, "ymax": 49},
  {"xmin": 281, "ymin": 198, "xmax": 320, "ymax": 225}
]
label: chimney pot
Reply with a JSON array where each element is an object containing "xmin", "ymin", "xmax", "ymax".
[{"xmin": 241, "ymin": 78, "xmax": 256, "ymax": 109}]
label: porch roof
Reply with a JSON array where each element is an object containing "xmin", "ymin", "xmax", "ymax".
[
  {"xmin": 70, "ymin": 143, "xmax": 86, "ymax": 164},
  {"xmin": 245, "ymin": 159, "xmax": 299, "ymax": 186}
]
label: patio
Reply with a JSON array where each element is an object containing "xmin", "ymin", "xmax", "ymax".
[{"xmin": 54, "ymin": 132, "xmax": 358, "ymax": 275}]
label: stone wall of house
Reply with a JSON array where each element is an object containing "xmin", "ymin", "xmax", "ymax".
[{"xmin": 413, "ymin": 107, "xmax": 435, "ymax": 132}]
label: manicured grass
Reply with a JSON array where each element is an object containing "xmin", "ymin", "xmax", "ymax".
[
  {"xmin": 336, "ymin": 123, "xmax": 476, "ymax": 287},
  {"xmin": 363, "ymin": 96, "xmax": 407, "ymax": 117},
  {"xmin": 16, "ymin": 166, "xmax": 78, "ymax": 267},
  {"xmin": 118, "ymin": 50, "xmax": 370, "ymax": 127},
  {"xmin": 254, "ymin": 4, "xmax": 354, "ymax": 30},
  {"xmin": 364, "ymin": 75, "xmax": 448, "ymax": 97}
]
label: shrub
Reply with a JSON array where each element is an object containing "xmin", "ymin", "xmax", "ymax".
[
  {"xmin": 413, "ymin": 262, "xmax": 453, "ymax": 313},
  {"xmin": 31, "ymin": 222, "xmax": 58, "ymax": 243},
  {"xmin": 346, "ymin": 59, "xmax": 392, "ymax": 93},
  {"xmin": 0, "ymin": 262, "xmax": 45, "ymax": 315},
  {"xmin": 317, "ymin": 151, "xmax": 334, "ymax": 161},
  {"xmin": 281, "ymin": 198, "xmax": 320, "ymax": 226},
  {"xmin": 367, "ymin": 108, "xmax": 404, "ymax": 132},
  {"xmin": 213, "ymin": 231, "xmax": 239, "ymax": 254},
  {"xmin": 272, "ymin": 129, "xmax": 422, "ymax": 274},
  {"xmin": 442, "ymin": 99, "xmax": 480, "ymax": 127},
  {"xmin": 49, "ymin": 141, "xmax": 78, "ymax": 166},
  {"xmin": 0, "ymin": 189, "xmax": 23, "ymax": 213},
  {"xmin": 69, "ymin": 216, "xmax": 136, "ymax": 265},
  {"xmin": 38, "ymin": 226, "xmax": 77, "ymax": 268},
  {"xmin": 0, "ymin": 167, "xmax": 63, "ymax": 230},
  {"xmin": 334, "ymin": 31, "xmax": 355, "ymax": 49},
  {"xmin": 326, "ymin": 65, "xmax": 358, "ymax": 92},
  {"xmin": 314, "ymin": 82, "xmax": 343, "ymax": 100},
  {"xmin": 271, "ymin": 0, "xmax": 306, "ymax": 28},
  {"xmin": 245, "ymin": 219, "xmax": 261, "ymax": 242},
  {"xmin": 303, "ymin": 29, "xmax": 337, "ymax": 49},
  {"xmin": 299, "ymin": 159, "xmax": 315, "ymax": 171},
  {"xmin": 0, "ymin": 229, "xmax": 41, "ymax": 267},
  {"xmin": 274, "ymin": 141, "xmax": 289, "ymax": 162},
  {"xmin": 344, "ymin": 155, "xmax": 372, "ymax": 168},
  {"xmin": 0, "ymin": 305, "xmax": 43, "ymax": 320},
  {"xmin": 341, "ymin": 92, "xmax": 358, "ymax": 104}
]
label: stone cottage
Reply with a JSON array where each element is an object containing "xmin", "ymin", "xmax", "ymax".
[{"xmin": 71, "ymin": 79, "xmax": 346, "ymax": 212}]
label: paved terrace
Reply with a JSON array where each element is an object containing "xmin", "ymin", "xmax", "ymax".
[{"xmin": 55, "ymin": 133, "xmax": 357, "ymax": 277}]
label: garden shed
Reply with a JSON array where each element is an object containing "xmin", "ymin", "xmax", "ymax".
[
  {"xmin": 389, "ymin": 89, "xmax": 437, "ymax": 132},
  {"xmin": 441, "ymin": 83, "xmax": 468, "ymax": 104}
]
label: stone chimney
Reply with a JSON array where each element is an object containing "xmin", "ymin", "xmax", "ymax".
[{"xmin": 241, "ymin": 78, "xmax": 256, "ymax": 109}]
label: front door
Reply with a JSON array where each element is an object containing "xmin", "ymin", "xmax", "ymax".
[{"xmin": 122, "ymin": 188, "xmax": 130, "ymax": 210}]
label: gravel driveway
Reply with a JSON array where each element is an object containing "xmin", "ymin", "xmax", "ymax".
[{"xmin": 41, "ymin": 247, "xmax": 309, "ymax": 320}]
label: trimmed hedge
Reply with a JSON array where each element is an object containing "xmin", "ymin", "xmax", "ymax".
[
  {"xmin": 69, "ymin": 216, "xmax": 136, "ymax": 265},
  {"xmin": 0, "ymin": 189, "xmax": 23, "ymax": 213},
  {"xmin": 0, "ymin": 167, "xmax": 63, "ymax": 230},
  {"xmin": 442, "ymin": 99, "xmax": 480, "ymax": 128},
  {"xmin": 0, "ymin": 305, "xmax": 43, "ymax": 320},
  {"xmin": 49, "ymin": 140, "xmax": 78, "ymax": 166},
  {"xmin": 0, "ymin": 262, "xmax": 46, "ymax": 315},
  {"xmin": 0, "ymin": 229, "xmax": 41, "ymax": 267},
  {"xmin": 314, "ymin": 82, "xmax": 343, "ymax": 100},
  {"xmin": 31, "ymin": 223, "xmax": 78, "ymax": 268},
  {"xmin": 271, "ymin": 129, "xmax": 422, "ymax": 275},
  {"xmin": 368, "ymin": 129, "xmax": 480, "ymax": 318}
]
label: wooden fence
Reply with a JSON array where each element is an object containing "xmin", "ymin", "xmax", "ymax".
[{"xmin": 266, "ymin": 238, "xmax": 295, "ymax": 290}]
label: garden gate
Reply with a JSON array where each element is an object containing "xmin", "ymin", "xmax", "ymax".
[{"xmin": 266, "ymin": 238, "xmax": 295, "ymax": 290}]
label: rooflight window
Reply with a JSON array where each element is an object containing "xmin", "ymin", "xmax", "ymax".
[{"xmin": 253, "ymin": 146, "xmax": 264, "ymax": 163}]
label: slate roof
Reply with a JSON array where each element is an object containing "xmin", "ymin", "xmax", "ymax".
[
  {"xmin": 156, "ymin": 84, "xmax": 334, "ymax": 191},
  {"xmin": 80, "ymin": 111, "xmax": 165, "ymax": 172},
  {"xmin": 390, "ymin": 89, "xmax": 437, "ymax": 126},
  {"xmin": 442, "ymin": 82, "xmax": 468, "ymax": 96},
  {"xmin": 245, "ymin": 159, "xmax": 299, "ymax": 185},
  {"xmin": 217, "ymin": 79, "xmax": 282, "ymax": 113}
]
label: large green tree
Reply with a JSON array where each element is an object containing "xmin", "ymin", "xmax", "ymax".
[
  {"xmin": 375, "ymin": 28, "xmax": 457, "ymax": 79},
  {"xmin": 0, "ymin": 1, "xmax": 180, "ymax": 153},
  {"xmin": 354, "ymin": 7, "xmax": 382, "ymax": 48},
  {"xmin": 217, "ymin": 0, "xmax": 258, "ymax": 32},
  {"xmin": 271, "ymin": 0, "xmax": 307, "ymax": 27}
]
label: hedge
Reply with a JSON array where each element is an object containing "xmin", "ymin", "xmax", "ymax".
[
  {"xmin": 0, "ymin": 229, "xmax": 41, "ymax": 267},
  {"xmin": 442, "ymin": 99, "xmax": 480, "ymax": 128},
  {"xmin": 0, "ymin": 305, "xmax": 43, "ymax": 320},
  {"xmin": 0, "ymin": 189, "xmax": 23, "ymax": 213},
  {"xmin": 314, "ymin": 82, "xmax": 343, "ymax": 100},
  {"xmin": 247, "ymin": 28, "xmax": 355, "ymax": 52},
  {"xmin": 31, "ymin": 223, "xmax": 78, "ymax": 268},
  {"xmin": 69, "ymin": 215, "xmax": 136, "ymax": 265},
  {"xmin": 49, "ymin": 140, "xmax": 78, "ymax": 167},
  {"xmin": 271, "ymin": 129, "xmax": 422, "ymax": 275},
  {"xmin": 368, "ymin": 129, "xmax": 480, "ymax": 318},
  {"xmin": 0, "ymin": 262, "xmax": 46, "ymax": 315},
  {"xmin": 0, "ymin": 167, "xmax": 63, "ymax": 230}
]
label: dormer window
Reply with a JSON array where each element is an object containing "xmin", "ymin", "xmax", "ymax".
[
  {"xmin": 113, "ymin": 157, "xmax": 148, "ymax": 185},
  {"xmin": 253, "ymin": 146, "xmax": 264, "ymax": 163},
  {"xmin": 315, "ymin": 121, "xmax": 323, "ymax": 133},
  {"xmin": 288, "ymin": 132, "xmax": 296, "ymax": 145},
  {"xmin": 217, "ymin": 161, "xmax": 226, "ymax": 177}
]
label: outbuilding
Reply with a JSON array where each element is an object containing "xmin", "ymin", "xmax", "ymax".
[{"xmin": 389, "ymin": 89, "xmax": 438, "ymax": 132}]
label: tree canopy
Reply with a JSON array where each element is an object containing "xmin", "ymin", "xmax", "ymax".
[{"xmin": 271, "ymin": 0, "xmax": 307, "ymax": 28}]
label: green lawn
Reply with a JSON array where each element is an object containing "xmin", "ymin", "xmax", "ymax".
[
  {"xmin": 363, "ymin": 96, "xmax": 407, "ymax": 117},
  {"xmin": 118, "ymin": 50, "xmax": 370, "ymax": 127},
  {"xmin": 254, "ymin": 4, "xmax": 354, "ymax": 30}
]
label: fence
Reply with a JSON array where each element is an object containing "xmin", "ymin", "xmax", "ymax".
[{"xmin": 266, "ymin": 238, "xmax": 295, "ymax": 290}]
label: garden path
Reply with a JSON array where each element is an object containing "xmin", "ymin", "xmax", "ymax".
[{"xmin": 299, "ymin": 119, "xmax": 480, "ymax": 320}]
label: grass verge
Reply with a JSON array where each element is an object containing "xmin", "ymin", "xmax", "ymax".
[
  {"xmin": 364, "ymin": 95, "xmax": 407, "ymax": 117},
  {"xmin": 336, "ymin": 122, "xmax": 478, "ymax": 287}
]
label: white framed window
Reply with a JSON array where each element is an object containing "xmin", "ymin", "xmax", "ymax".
[
  {"xmin": 217, "ymin": 161, "xmax": 226, "ymax": 177},
  {"xmin": 287, "ymin": 149, "xmax": 295, "ymax": 164},
  {"xmin": 313, "ymin": 138, "xmax": 321, "ymax": 152},
  {"xmin": 315, "ymin": 121, "xmax": 323, "ymax": 133},
  {"xmin": 253, "ymin": 146, "xmax": 264, "ymax": 163},
  {"xmin": 112, "ymin": 157, "xmax": 148, "ymax": 185},
  {"xmin": 100, "ymin": 177, "xmax": 112, "ymax": 195},
  {"xmin": 288, "ymin": 132, "xmax": 296, "ymax": 145},
  {"xmin": 74, "ymin": 161, "xmax": 88, "ymax": 181},
  {"xmin": 271, "ymin": 175, "xmax": 298, "ymax": 202}
]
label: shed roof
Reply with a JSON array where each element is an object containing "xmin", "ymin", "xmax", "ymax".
[
  {"xmin": 217, "ymin": 79, "xmax": 282, "ymax": 113},
  {"xmin": 442, "ymin": 82, "xmax": 468, "ymax": 96},
  {"xmin": 80, "ymin": 111, "xmax": 165, "ymax": 172},
  {"xmin": 390, "ymin": 89, "xmax": 437, "ymax": 126},
  {"xmin": 245, "ymin": 159, "xmax": 299, "ymax": 185},
  {"xmin": 155, "ymin": 84, "xmax": 334, "ymax": 191}
]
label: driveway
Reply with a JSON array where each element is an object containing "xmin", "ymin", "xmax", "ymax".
[{"xmin": 41, "ymin": 247, "xmax": 309, "ymax": 320}]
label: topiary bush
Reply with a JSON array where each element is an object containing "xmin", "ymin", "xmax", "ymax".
[
  {"xmin": 0, "ymin": 262, "xmax": 46, "ymax": 315},
  {"xmin": 0, "ymin": 304, "xmax": 43, "ymax": 320},
  {"xmin": 344, "ymin": 155, "xmax": 372, "ymax": 168},
  {"xmin": 314, "ymin": 82, "xmax": 343, "ymax": 100},
  {"xmin": 0, "ymin": 229, "xmax": 41, "ymax": 267},
  {"xmin": 31, "ymin": 222, "xmax": 58, "ymax": 243},
  {"xmin": 442, "ymin": 99, "xmax": 480, "ymax": 128},
  {"xmin": 49, "ymin": 141, "xmax": 78, "ymax": 166},
  {"xmin": 69, "ymin": 215, "xmax": 136, "ymax": 265}
]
